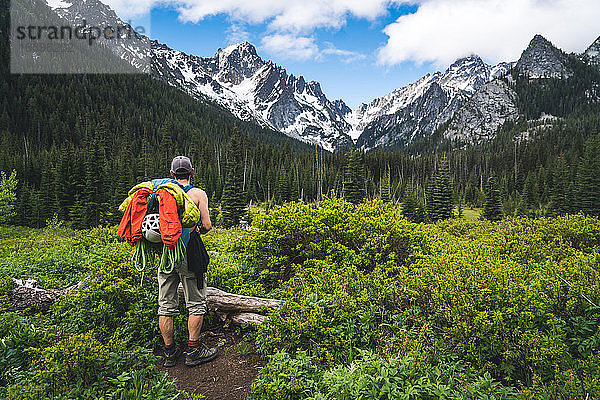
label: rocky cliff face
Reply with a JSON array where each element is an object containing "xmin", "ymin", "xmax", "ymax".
[
  {"xmin": 444, "ymin": 79, "xmax": 519, "ymax": 144},
  {"xmin": 351, "ymin": 55, "xmax": 513, "ymax": 150},
  {"xmin": 585, "ymin": 36, "xmax": 600, "ymax": 66},
  {"xmin": 515, "ymin": 34, "xmax": 572, "ymax": 78},
  {"xmin": 442, "ymin": 35, "xmax": 583, "ymax": 144}
]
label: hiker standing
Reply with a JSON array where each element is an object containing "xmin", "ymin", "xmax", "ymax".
[{"xmin": 158, "ymin": 156, "xmax": 217, "ymax": 367}]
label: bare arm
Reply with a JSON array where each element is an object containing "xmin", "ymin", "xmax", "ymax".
[{"xmin": 188, "ymin": 188, "xmax": 211, "ymax": 233}]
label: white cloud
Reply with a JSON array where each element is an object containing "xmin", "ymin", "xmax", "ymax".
[
  {"xmin": 261, "ymin": 34, "xmax": 320, "ymax": 61},
  {"xmin": 103, "ymin": 0, "xmax": 156, "ymax": 18},
  {"xmin": 105, "ymin": 0, "xmax": 399, "ymax": 32},
  {"xmin": 260, "ymin": 35, "xmax": 366, "ymax": 62},
  {"xmin": 321, "ymin": 42, "xmax": 367, "ymax": 63},
  {"xmin": 378, "ymin": 0, "xmax": 600, "ymax": 67},
  {"xmin": 226, "ymin": 24, "xmax": 251, "ymax": 44}
]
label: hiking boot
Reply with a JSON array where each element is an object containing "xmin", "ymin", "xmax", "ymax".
[
  {"xmin": 163, "ymin": 344, "xmax": 181, "ymax": 368},
  {"xmin": 185, "ymin": 343, "xmax": 218, "ymax": 367}
]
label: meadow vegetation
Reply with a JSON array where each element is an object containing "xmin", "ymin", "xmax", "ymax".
[{"xmin": 0, "ymin": 197, "xmax": 599, "ymax": 399}]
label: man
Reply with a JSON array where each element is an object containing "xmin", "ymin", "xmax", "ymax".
[{"xmin": 159, "ymin": 155, "xmax": 217, "ymax": 367}]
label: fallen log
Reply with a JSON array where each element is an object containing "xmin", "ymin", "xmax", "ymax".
[
  {"xmin": 178, "ymin": 284, "xmax": 280, "ymax": 325},
  {"xmin": 10, "ymin": 278, "xmax": 86, "ymax": 313},
  {"xmin": 9, "ymin": 279, "xmax": 280, "ymax": 326}
]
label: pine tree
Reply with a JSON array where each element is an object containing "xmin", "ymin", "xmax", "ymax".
[
  {"xmin": 427, "ymin": 156, "xmax": 453, "ymax": 222},
  {"xmin": 221, "ymin": 127, "xmax": 247, "ymax": 228},
  {"xmin": 276, "ymin": 167, "xmax": 294, "ymax": 204},
  {"xmin": 380, "ymin": 166, "xmax": 391, "ymax": 203},
  {"xmin": 39, "ymin": 164, "xmax": 59, "ymax": 224},
  {"xmin": 343, "ymin": 150, "xmax": 366, "ymax": 204},
  {"xmin": 80, "ymin": 142, "xmax": 105, "ymax": 227},
  {"xmin": 482, "ymin": 175, "xmax": 503, "ymax": 221},
  {"xmin": 402, "ymin": 193, "xmax": 424, "ymax": 223},
  {"xmin": 576, "ymin": 135, "xmax": 600, "ymax": 216},
  {"xmin": 548, "ymin": 157, "xmax": 569, "ymax": 216}
]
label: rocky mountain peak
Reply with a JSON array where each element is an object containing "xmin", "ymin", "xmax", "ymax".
[
  {"xmin": 440, "ymin": 54, "xmax": 489, "ymax": 94},
  {"xmin": 332, "ymin": 100, "xmax": 351, "ymax": 116},
  {"xmin": 585, "ymin": 35, "xmax": 600, "ymax": 65},
  {"xmin": 214, "ymin": 42, "xmax": 265, "ymax": 84},
  {"xmin": 448, "ymin": 54, "xmax": 485, "ymax": 71},
  {"xmin": 516, "ymin": 34, "xmax": 572, "ymax": 78},
  {"xmin": 217, "ymin": 42, "xmax": 258, "ymax": 59}
]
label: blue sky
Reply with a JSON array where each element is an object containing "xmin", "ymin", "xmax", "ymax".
[
  {"xmin": 108, "ymin": 0, "xmax": 600, "ymax": 110},
  {"xmin": 149, "ymin": 4, "xmax": 433, "ymax": 109}
]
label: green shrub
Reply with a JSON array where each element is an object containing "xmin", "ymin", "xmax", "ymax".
[
  {"xmin": 315, "ymin": 351, "xmax": 517, "ymax": 400},
  {"xmin": 249, "ymin": 351, "xmax": 322, "ymax": 400},
  {"xmin": 35, "ymin": 332, "xmax": 109, "ymax": 390},
  {"xmin": 245, "ymin": 199, "xmax": 600, "ymax": 396},
  {"xmin": 248, "ymin": 197, "xmax": 423, "ymax": 289}
]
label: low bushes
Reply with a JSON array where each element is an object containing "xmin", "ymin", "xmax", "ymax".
[
  {"xmin": 240, "ymin": 198, "xmax": 600, "ymax": 398},
  {"xmin": 1, "ymin": 197, "xmax": 599, "ymax": 398},
  {"xmin": 0, "ymin": 225, "xmax": 200, "ymax": 399}
]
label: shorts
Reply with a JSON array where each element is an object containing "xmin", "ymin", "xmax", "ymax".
[{"xmin": 157, "ymin": 253, "xmax": 207, "ymax": 316}]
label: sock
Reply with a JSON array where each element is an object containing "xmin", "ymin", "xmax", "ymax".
[
  {"xmin": 165, "ymin": 342, "xmax": 176, "ymax": 355},
  {"xmin": 188, "ymin": 339, "xmax": 199, "ymax": 348}
]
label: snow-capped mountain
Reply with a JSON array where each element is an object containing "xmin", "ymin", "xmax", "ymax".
[
  {"xmin": 350, "ymin": 55, "xmax": 513, "ymax": 150},
  {"xmin": 42, "ymin": 0, "xmax": 353, "ymax": 151},
  {"xmin": 153, "ymin": 42, "xmax": 353, "ymax": 151},
  {"xmin": 442, "ymin": 35, "xmax": 581, "ymax": 144},
  {"xmin": 43, "ymin": 0, "xmax": 152, "ymax": 72},
  {"xmin": 35, "ymin": 0, "xmax": 600, "ymax": 152}
]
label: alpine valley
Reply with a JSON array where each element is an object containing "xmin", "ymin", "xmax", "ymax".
[{"xmin": 34, "ymin": 0, "xmax": 600, "ymax": 152}]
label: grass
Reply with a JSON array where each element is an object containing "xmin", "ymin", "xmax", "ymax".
[{"xmin": 456, "ymin": 207, "xmax": 481, "ymax": 221}]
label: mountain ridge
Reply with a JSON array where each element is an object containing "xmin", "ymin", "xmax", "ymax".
[{"xmin": 36, "ymin": 0, "xmax": 600, "ymax": 152}]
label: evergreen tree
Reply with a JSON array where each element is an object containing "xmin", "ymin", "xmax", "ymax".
[
  {"xmin": 428, "ymin": 156, "xmax": 453, "ymax": 222},
  {"xmin": 80, "ymin": 142, "xmax": 105, "ymax": 227},
  {"xmin": 0, "ymin": 170, "xmax": 17, "ymax": 224},
  {"xmin": 221, "ymin": 127, "xmax": 247, "ymax": 228},
  {"xmin": 343, "ymin": 150, "xmax": 366, "ymax": 204},
  {"xmin": 576, "ymin": 135, "xmax": 600, "ymax": 216},
  {"xmin": 482, "ymin": 175, "xmax": 503, "ymax": 221},
  {"xmin": 39, "ymin": 164, "xmax": 59, "ymax": 223},
  {"xmin": 276, "ymin": 167, "xmax": 294, "ymax": 204},
  {"xmin": 380, "ymin": 167, "xmax": 391, "ymax": 203},
  {"xmin": 402, "ymin": 193, "xmax": 425, "ymax": 223},
  {"xmin": 548, "ymin": 157, "xmax": 569, "ymax": 216}
]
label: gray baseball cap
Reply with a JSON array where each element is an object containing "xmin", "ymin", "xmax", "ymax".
[{"xmin": 170, "ymin": 156, "xmax": 193, "ymax": 174}]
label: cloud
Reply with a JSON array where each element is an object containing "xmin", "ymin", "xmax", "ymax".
[
  {"xmin": 261, "ymin": 34, "xmax": 320, "ymax": 60},
  {"xmin": 260, "ymin": 35, "xmax": 367, "ymax": 62},
  {"xmin": 378, "ymin": 0, "xmax": 600, "ymax": 67},
  {"xmin": 103, "ymin": 0, "xmax": 156, "ymax": 18},
  {"xmin": 104, "ymin": 0, "xmax": 399, "ymax": 32},
  {"xmin": 321, "ymin": 42, "xmax": 367, "ymax": 63},
  {"xmin": 226, "ymin": 24, "xmax": 251, "ymax": 44}
]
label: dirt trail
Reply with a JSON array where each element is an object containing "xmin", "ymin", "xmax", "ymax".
[{"xmin": 157, "ymin": 330, "xmax": 264, "ymax": 400}]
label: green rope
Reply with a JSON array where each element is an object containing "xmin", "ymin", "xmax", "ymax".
[
  {"xmin": 132, "ymin": 237, "xmax": 185, "ymax": 278},
  {"xmin": 159, "ymin": 238, "xmax": 186, "ymax": 274}
]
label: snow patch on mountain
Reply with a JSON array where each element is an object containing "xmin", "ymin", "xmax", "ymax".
[
  {"xmin": 585, "ymin": 36, "xmax": 600, "ymax": 65},
  {"xmin": 350, "ymin": 55, "xmax": 514, "ymax": 150}
]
